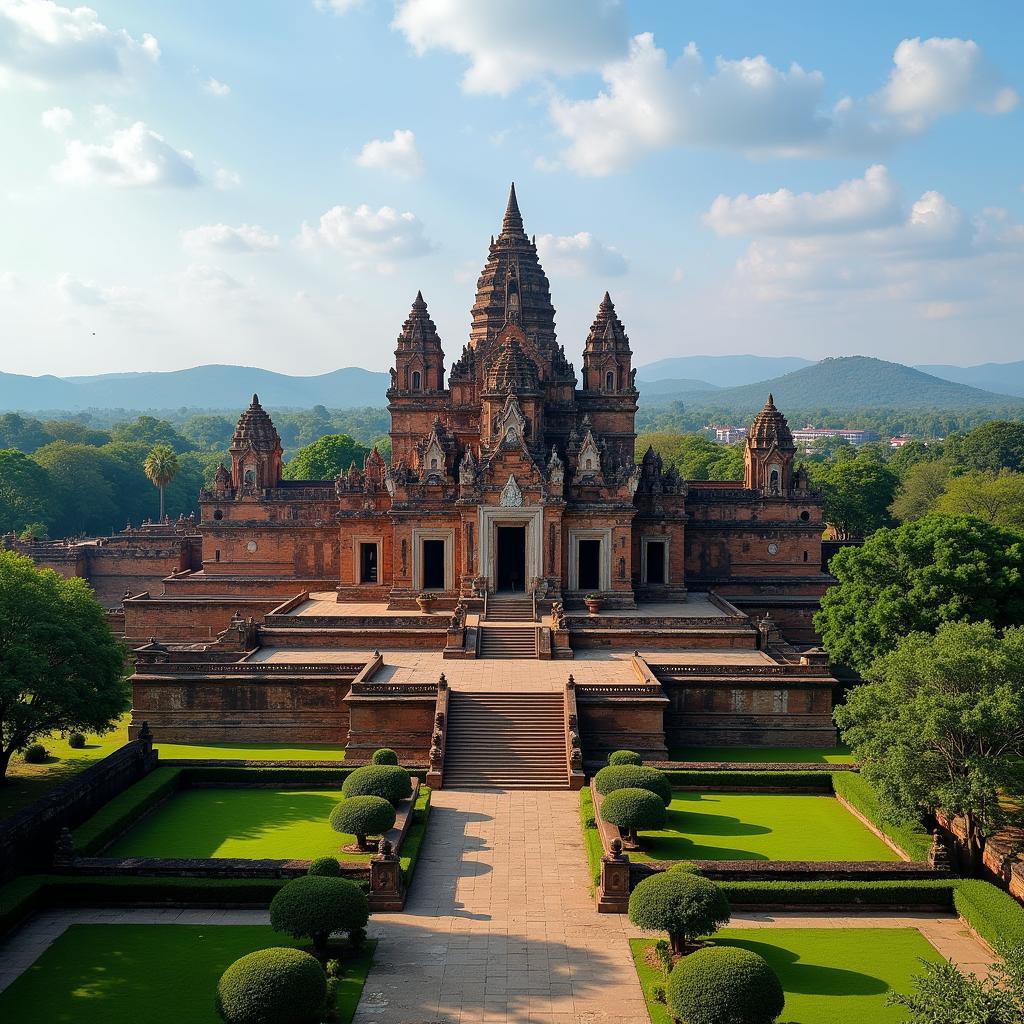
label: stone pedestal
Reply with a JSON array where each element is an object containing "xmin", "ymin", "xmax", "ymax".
[
  {"xmin": 597, "ymin": 841, "xmax": 631, "ymax": 913},
  {"xmin": 368, "ymin": 840, "xmax": 404, "ymax": 911}
]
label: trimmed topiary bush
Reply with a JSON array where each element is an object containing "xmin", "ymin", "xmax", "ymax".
[
  {"xmin": 329, "ymin": 796, "xmax": 397, "ymax": 851},
  {"xmin": 666, "ymin": 946, "xmax": 785, "ymax": 1024},
  {"xmin": 628, "ymin": 871, "xmax": 731, "ymax": 954},
  {"xmin": 307, "ymin": 857, "xmax": 341, "ymax": 877},
  {"xmin": 371, "ymin": 748, "xmax": 399, "ymax": 765},
  {"xmin": 594, "ymin": 764, "xmax": 672, "ymax": 806},
  {"xmin": 68, "ymin": 732, "xmax": 86, "ymax": 749},
  {"xmin": 599, "ymin": 787, "xmax": 666, "ymax": 843},
  {"xmin": 215, "ymin": 946, "xmax": 327, "ymax": 1024},
  {"xmin": 341, "ymin": 764, "xmax": 412, "ymax": 805},
  {"xmin": 269, "ymin": 875, "xmax": 369, "ymax": 959},
  {"xmin": 669, "ymin": 861, "xmax": 703, "ymax": 876},
  {"xmin": 608, "ymin": 750, "xmax": 643, "ymax": 766},
  {"xmin": 22, "ymin": 743, "xmax": 48, "ymax": 764}
]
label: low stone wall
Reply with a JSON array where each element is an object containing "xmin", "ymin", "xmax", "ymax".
[{"xmin": 0, "ymin": 738, "xmax": 157, "ymax": 883}]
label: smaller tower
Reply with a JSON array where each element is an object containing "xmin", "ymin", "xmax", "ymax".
[
  {"xmin": 390, "ymin": 291, "xmax": 446, "ymax": 394},
  {"xmin": 581, "ymin": 292, "xmax": 633, "ymax": 394},
  {"xmin": 744, "ymin": 393, "xmax": 796, "ymax": 493},
  {"xmin": 228, "ymin": 394, "xmax": 283, "ymax": 491}
]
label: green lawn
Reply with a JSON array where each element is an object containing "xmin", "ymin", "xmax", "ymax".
[
  {"xmin": 628, "ymin": 792, "xmax": 899, "ymax": 862},
  {"xmin": 667, "ymin": 745, "xmax": 855, "ymax": 764},
  {"xmin": 154, "ymin": 741, "xmax": 347, "ymax": 760},
  {"xmin": 0, "ymin": 924, "xmax": 373, "ymax": 1024},
  {"xmin": 632, "ymin": 928, "xmax": 941, "ymax": 1024}
]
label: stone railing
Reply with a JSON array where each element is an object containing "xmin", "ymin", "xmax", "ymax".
[
  {"xmin": 135, "ymin": 661, "xmax": 363, "ymax": 677},
  {"xmin": 563, "ymin": 676, "xmax": 585, "ymax": 790},
  {"xmin": 575, "ymin": 683, "xmax": 666, "ymax": 699},
  {"xmin": 652, "ymin": 663, "xmax": 823, "ymax": 677},
  {"xmin": 427, "ymin": 675, "xmax": 449, "ymax": 789},
  {"xmin": 348, "ymin": 681, "xmax": 440, "ymax": 697}
]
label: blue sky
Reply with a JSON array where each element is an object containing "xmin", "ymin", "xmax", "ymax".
[{"xmin": 1, "ymin": 0, "xmax": 1021, "ymax": 377}]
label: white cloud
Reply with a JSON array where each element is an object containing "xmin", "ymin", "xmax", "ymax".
[
  {"xmin": 300, "ymin": 203, "xmax": 432, "ymax": 272},
  {"xmin": 52, "ymin": 121, "xmax": 199, "ymax": 188},
  {"xmin": 355, "ymin": 129, "xmax": 424, "ymax": 178},
  {"xmin": 91, "ymin": 102, "xmax": 117, "ymax": 127},
  {"xmin": 392, "ymin": 0, "xmax": 627, "ymax": 95},
  {"xmin": 704, "ymin": 165, "xmax": 903, "ymax": 237},
  {"xmin": 40, "ymin": 104, "xmax": 72, "ymax": 132},
  {"xmin": 0, "ymin": 0, "xmax": 159, "ymax": 88},
  {"xmin": 179, "ymin": 264, "xmax": 243, "ymax": 297},
  {"xmin": 56, "ymin": 273, "xmax": 143, "ymax": 313},
  {"xmin": 182, "ymin": 223, "xmax": 279, "ymax": 253},
  {"xmin": 536, "ymin": 231, "xmax": 627, "ymax": 277},
  {"xmin": 548, "ymin": 34, "xmax": 1018, "ymax": 174},
  {"xmin": 203, "ymin": 76, "xmax": 230, "ymax": 97},
  {"xmin": 0, "ymin": 271, "xmax": 20, "ymax": 291},
  {"xmin": 214, "ymin": 166, "xmax": 241, "ymax": 190}
]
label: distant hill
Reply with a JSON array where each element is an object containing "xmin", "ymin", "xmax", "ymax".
[
  {"xmin": 0, "ymin": 364, "xmax": 391, "ymax": 412},
  {"xmin": 636, "ymin": 355, "xmax": 814, "ymax": 387},
  {"xmin": 915, "ymin": 361, "xmax": 1024, "ymax": 398},
  {"xmin": 640, "ymin": 356, "xmax": 1024, "ymax": 411},
  {"xmin": 636, "ymin": 377, "xmax": 719, "ymax": 396}
]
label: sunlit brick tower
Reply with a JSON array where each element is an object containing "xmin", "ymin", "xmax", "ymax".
[
  {"xmin": 743, "ymin": 393, "xmax": 797, "ymax": 494},
  {"xmin": 228, "ymin": 394, "xmax": 283, "ymax": 492}
]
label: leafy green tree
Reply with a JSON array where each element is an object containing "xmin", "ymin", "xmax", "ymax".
[
  {"xmin": 636, "ymin": 431, "xmax": 744, "ymax": 480},
  {"xmin": 143, "ymin": 444, "xmax": 180, "ymax": 521},
  {"xmin": 890, "ymin": 459, "xmax": 952, "ymax": 522},
  {"xmin": 40, "ymin": 419, "xmax": 111, "ymax": 447},
  {"xmin": 180, "ymin": 415, "xmax": 235, "ymax": 451},
  {"xmin": 835, "ymin": 621, "xmax": 1024, "ymax": 872},
  {"xmin": 952, "ymin": 421, "xmax": 1024, "ymax": 473},
  {"xmin": 811, "ymin": 453, "xmax": 900, "ymax": 539},
  {"xmin": 283, "ymin": 434, "xmax": 370, "ymax": 481},
  {"xmin": 816, "ymin": 514, "xmax": 1024, "ymax": 673},
  {"xmin": 0, "ymin": 549, "xmax": 127, "ymax": 780},
  {"xmin": 935, "ymin": 471, "xmax": 1024, "ymax": 532},
  {"xmin": 0, "ymin": 413, "xmax": 50, "ymax": 453},
  {"xmin": 887, "ymin": 439, "xmax": 945, "ymax": 480},
  {"xmin": 0, "ymin": 449, "xmax": 54, "ymax": 534},
  {"xmin": 31, "ymin": 442, "xmax": 120, "ymax": 536},
  {"xmin": 110, "ymin": 416, "xmax": 192, "ymax": 453}
]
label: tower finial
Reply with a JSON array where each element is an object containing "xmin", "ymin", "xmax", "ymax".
[
  {"xmin": 251, "ymin": 393, "xmax": 259, "ymax": 406},
  {"xmin": 767, "ymin": 392, "xmax": 774, "ymax": 405},
  {"xmin": 501, "ymin": 182, "xmax": 524, "ymax": 236}
]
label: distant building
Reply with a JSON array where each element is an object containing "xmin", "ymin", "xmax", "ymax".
[
  {"xmin": 889, "ymin": 435, "xmax": 913, "ymax": 448},
  {"xmin": 791, "ymin": 426, "xmax": 879, "ymax": 451},
  {"xmin": 707, "ymin": 425, "xmax": 748, "ymax": 444}
]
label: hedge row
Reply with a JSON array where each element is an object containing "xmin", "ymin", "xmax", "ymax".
[
  {"xmin": 397, "ymin": 788, "xmax": 432, "ymax": 887},
  {"xmin": 182, "ymin": 766, "xmax": 357, "ymax": 786},
  {"xmin": 720, "ymin": 879, "xmax": 956, "ymax": 907},
  {"xmin": 831, "ymin": 772, "xmax": 932, "ymax": 861},
  {"xmin": 73, "ymin": 767, "xmax": 183, "ymax": 854},
  {"xmin": 954, "ymin": 879, "xmax": 1024, "ymax": 949},
  {"xmin": 659, "ymin": 770, "xmax": 833, "ymax": 791},
  {"xmin": 579, "ymin": 787, "xmax": 603, "ymax": 889}
]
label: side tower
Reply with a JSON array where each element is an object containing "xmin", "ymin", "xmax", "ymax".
[
  {"xmin": 743, "ymin": 393, "xmax": 796, "ymax": 493},
  {"xmin": 228, "ymin": 394, "xmax": 282, "ymax": 491}
]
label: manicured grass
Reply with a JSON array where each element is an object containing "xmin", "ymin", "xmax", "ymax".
[
  {"xmin": 154, "ymin": 740, "xmax": 347, "ymax": 760},
  {"xmin": 0, "ymin": 923, "xmax": 374, "ymax": 1024},
  {"xmin": 629, "ymin": 792, "xmax": 899, "ymax": 862},
  {"xmin": 632, "ymin": 928, "xmax": 942, "ymax": 1024},
  {"xmin": 666, "ymin": 745, "xmax": 855, "ymax": 764}
]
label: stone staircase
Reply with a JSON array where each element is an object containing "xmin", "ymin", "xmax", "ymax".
[
  {"xmin": 479, "ymin": 624, "xmax": 538, "ymax": 659},
  {"xmin": 483, "ymin": 595, "xmax": 535, "ymax": 622},
  {"xmin": 443, "ymin": 692, "xmax": 567, "ymax": 788}
]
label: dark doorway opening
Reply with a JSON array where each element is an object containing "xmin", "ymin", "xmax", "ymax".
[
  {"xmin": 422, "ymin": 539, "xmax": 445, "ymax": 590},
  {"xmin": 578, "ymin": 539, "xmax": 601, "ymax": 591},
  {"xmin": 496, "ymin": 526, "xmax": 526, "ymax": 592},
  {"xmin": 359, "ymin": 542, "xmax": 377, "ymax": 584},
  {"xmin": 646, "ymin": 541, "xmax": 665, "ymax": 585}
]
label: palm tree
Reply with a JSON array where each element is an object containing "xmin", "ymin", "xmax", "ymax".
[{"xmin": 143, "ymin": 444, "xmax": 179, "ymax": 521}]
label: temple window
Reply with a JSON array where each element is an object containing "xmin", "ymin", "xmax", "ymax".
[
  {"xmin": 412, "ymin": 370, "xmax": 421, "ymax": 389},
  {"xmin": 244, "ymin": 469, "xmax": 255, "ymax": 485},
  {"xmin": 605, "ymin": 370, "xmax": 614, "ymax": 391},
  {"xmin": 430, "ymin": 458, "xmax": 438, "ymax": 469}
]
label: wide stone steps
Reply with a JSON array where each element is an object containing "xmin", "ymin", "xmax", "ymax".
[
  {"xmin": 479, "ymin": 625, "xmax": 537, "ymax": 659},
  {"xmin": 484, "ymin": 597, "xmax": 536, "ymax": 622},
  {"xmin": 443, "ymin": 693, "xmax": 567, "ymax": 789}
]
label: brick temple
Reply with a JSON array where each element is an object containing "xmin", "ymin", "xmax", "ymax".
[{"xmin": 15, "ymin": 187, "xmax": 841, "ymax": 781}]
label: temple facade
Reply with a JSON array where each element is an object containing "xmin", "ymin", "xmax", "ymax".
[{"xmin": 196, "ymin": 186, "xmax": 828, "ymax": 636}]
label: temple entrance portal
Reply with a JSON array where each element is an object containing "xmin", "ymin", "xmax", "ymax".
[
  {"xmin": 577, "ymin": 539, "xmax": 601, "ymax": 592},
  {"xmin": 496, "ymin": 526, "xmax": 526, "ymax": 592},
  {"xmin": 422, "ymin": 539, "xmax": 445, "ymax": 590}
]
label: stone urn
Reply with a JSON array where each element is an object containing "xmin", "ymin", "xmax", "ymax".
[
  {"xmin": 584, "ymin": 594, "xmax": 602, "ymax": 615},
  {"xmin": 416, "ymin": 593, "xmax": 436, "ymax": 614}
]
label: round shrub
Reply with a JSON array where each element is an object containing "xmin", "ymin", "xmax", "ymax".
[
  {"xmin": 215, "ymin": 947, "xmax": 327, "ymax": 1024},
  {"xmin": 329, "ymin": 796, "xmax": 396, "ymax": 851},
  {"xmin": 68, "ymin": 732, "xmax": 86, "ymax": 749},
  {"xmin": 599, "ymin": 787, "xmax": 666, "ymax": 843},
  {"xmin": 669, "ymin": 861, "xmax": 703, "ymax": 876},
  {"xmin": 22, "ymin": 743, "xmax": 48, "ymax": 764},
  {"xmin": 371, "ymin": 748, "xmax": 399, "ymax": 765},
  {"xmin": 341, "ymin": 764, "xmax": 412, "ymax": 805},
  {"xmin": 628, "ymin": 871, "xmax": 731, "ymax": 954},
  {"xmin": 666, "ymin": 946, "xmax": 785, "ymax": 1024},
  {"xmin": 269, "ymin": 876, "xmax": 369, "ymax": 959},
  {"xmin": 594, "ymin": 764, "xmax": 672, "ymax": 806},
  {"xmin": 608, "ymin": 750, "xmax": 643, "ymax": 766},
  {"xmin": 307, "ymin": 856, "xmax": 341, "ymax": 877}
]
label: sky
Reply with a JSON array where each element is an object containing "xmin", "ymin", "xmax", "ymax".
[{"xmin": 0, "ymin": 0, "xmax": 1022, "ymax": 378}]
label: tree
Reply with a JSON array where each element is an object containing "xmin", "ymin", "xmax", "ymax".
[
  {"xmin": 340, "ymin": 764, "xmax": 412, "ymax": 804},
  {"xmin": 31, "ymin": 441, "xmax": 120, "ymax": 536},
  {"xmin": 180, "ymin": 414, "xmax": 235, "ymax": 450},
  {"xmin": 815, "ymin": 514, "xmax": 1024, "ymax": 674},
  {"xmin": 143, "ymin": 444, "xmax": 180, "ymax": 521},
  {"xmin": 667, "ymin": 946, "xmax": 785, "ymax": 1024},
  {"xmin": 110, "ymin": 415, "xmax": 192, "ymax": 453},
  {"xmin": 329, "ymin": 795, "xmax": 396, "ymax": 851},
  {"xmin": 0, "ymin": 550, "xmax": 127, "ymax": 781},
  {"xmin": 283, "ymin": 434, "xmax": 371, "ymax": 481},
  {"xmin": 268, "ymin": 876, "xmax": 369, "ymax": 959},
  {"xmin": 636, "ymin": 431, "xmax": 744, "ymax": 481},
  {"xmin": 627, "ymin": 871, "xmax": 731, "ymax": 954},
  {"xmin": 890, "ymin": 459, "xmax": 952, "ymax": 522},
  {"xmin": 216, "ymin": 947, "xmax": 327, "ymax": 1024},
  {"xmin": 0, "ymin": 413, "xmax": 50, "ymax": 453},
  {"xmin": 834, "ymin": 621, "xmax": 1024, "ymax": 872},
  {"xmin": 811, "ymin": 454, "xmax": 900, "ymax": 539},
  {"xmin": 953, "ymin": 421, "xmax": 1024, "ymax": 473},
  {"xmin": 935, "ymin": 471, "xmax": 1024, "ymax": 532},
  {"xmin": 0, "ymin": 449, "xmax": 54, "ymax": 535},
  {"xmin": 599, "ymin": 787, "xmax": 666, "ymax": 844}
]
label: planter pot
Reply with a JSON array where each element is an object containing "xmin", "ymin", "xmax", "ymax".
[
  {"xmin": 417, "ymin": 597, "xmax": 435, "ymax": 614},
  {"xmin": 584, "ymin": 598, "xmax": 602, "ymax": 615}
]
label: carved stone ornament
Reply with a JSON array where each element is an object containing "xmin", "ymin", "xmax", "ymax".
[{"xmin": 500, "ymin": 474, "xmax": 523, "ymax": 508}]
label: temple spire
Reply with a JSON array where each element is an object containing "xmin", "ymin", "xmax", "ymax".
[{"xmin": 500, "ymin": 182, "xmax": 525, "ymax": 238}]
